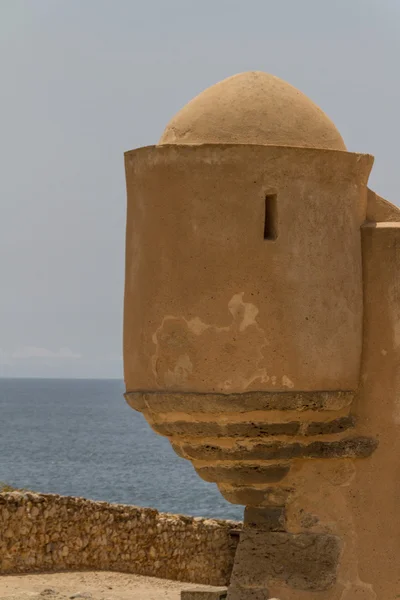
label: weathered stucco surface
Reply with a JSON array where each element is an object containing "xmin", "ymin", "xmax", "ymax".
[
  {"xmin": 248, "ymin": 223, "xmax": 400, "ymax": 599},
  {"xmin": 159, "ymin": 71, "xmax": 346, "ymax": 151},
  {"xmin": 124, "ymin": 144, "xmax": 372, "ymax": 393},
  {"xmin": 366, "ymin": 187, "xmax": 400, "ymax": 222},
  {"xmin": 0, "ymin": 492, "xmax": 239, "ymax": 586}
]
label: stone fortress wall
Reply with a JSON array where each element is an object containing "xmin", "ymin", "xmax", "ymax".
[{"xmin": 0, "ymin": 491, "xmax": 240, "ymax": 585}]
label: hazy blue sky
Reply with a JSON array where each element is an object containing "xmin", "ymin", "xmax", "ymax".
[{"xmin": 1, "ymin": 0, "xmax": 399, "ymax": 378}]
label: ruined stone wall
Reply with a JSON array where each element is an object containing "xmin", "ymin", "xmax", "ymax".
[{"xmin": 0, "ymin": 492, "xmax": 240, "ymax": 585}]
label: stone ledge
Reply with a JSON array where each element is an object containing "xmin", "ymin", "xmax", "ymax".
[
  {"xmin": 195, "ymin": 464, "xmax": 290, "ymax": 485},
  {"xmin": 151, "ymin": 415, "xmax": 356, "ymax": 438},
  {"xmin": 218, "ymin": 485, "xmax": 293, "ymax": 508},
  {"xmin": 177, "ymin": 436, "xmax": 378, "ymax": 461},
  {"xmin": 125, "ymin": 390, "xmax": 355, "ymax": 414},
  {"xmin": 181, "ymin": 587, "xmax": 228, "ymax": 600}
]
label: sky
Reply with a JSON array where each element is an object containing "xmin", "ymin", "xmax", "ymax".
[{"xmin": 0, "ymin": 0, "xmax": 399, "ymax": 379}]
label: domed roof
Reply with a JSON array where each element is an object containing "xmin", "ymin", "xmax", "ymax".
[{"xmin": 159, "ymin": 71, "xmax": 346, "ymax": 151}]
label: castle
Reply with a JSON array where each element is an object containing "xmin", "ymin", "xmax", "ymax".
[{"xmin": 124, "ymin": 71, "xmax": 400, "ymax": 599}]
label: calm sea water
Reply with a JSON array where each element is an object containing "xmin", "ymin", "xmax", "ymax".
[{"xmin": 0, "ymin": 378, "xmax": 242, "ymax": 520}]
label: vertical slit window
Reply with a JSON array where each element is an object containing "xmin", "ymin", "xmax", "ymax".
[{"xmin": 264, "ymin": 194, "xmax": 278, "ymax": 240}]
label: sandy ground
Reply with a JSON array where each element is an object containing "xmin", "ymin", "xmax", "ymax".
[{"xmin": 0, "ymin": 572, "xmax": 226, "ymax": 600}]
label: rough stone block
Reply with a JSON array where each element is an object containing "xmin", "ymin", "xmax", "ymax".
[
  {"xmin": 229, "ymin": 530, "xmax": 341, "ymax": 592},
  {"xmin": 244, "ymin": 506, "xmax": 286, "ymax": 532},
  {"xmin": 227, "ymin": 584, "xmax": 270, "ymax": 600},
  {"xmin": 181, "ymin": 587, "xmax": 228, "ymax": 600}
]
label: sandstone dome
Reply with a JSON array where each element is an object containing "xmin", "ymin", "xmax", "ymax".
[{"xmin": 159, "ymin": 71, "xmax": 346, "ymax": 151}]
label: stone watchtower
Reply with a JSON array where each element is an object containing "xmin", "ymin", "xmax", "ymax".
[{"xmin": 123, "ymin": 72, "xmax": 400, "ymax": 599}]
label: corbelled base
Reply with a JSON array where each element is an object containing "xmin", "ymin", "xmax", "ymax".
[
  {"xmin": 125, "ymin": 390, "xmax": 376, "ymax": 501},
  {"xmin": 125, "ymin": 390, "xmax": 379, "ymax": 597}
]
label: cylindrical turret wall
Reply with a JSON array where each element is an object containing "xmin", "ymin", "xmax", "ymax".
[{"xmin": 124, "ymin": 144, "xmax": 372, "ymax": 394}]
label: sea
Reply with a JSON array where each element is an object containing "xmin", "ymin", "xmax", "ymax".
[{"xmin": 0, "ymin": 378, "xmax": 242, "ymax": 520}]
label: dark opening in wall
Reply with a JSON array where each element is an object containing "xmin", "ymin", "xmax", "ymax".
[{"xmin": 264, "ymin": 194, "xmax": 278, "ymax": 240}]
